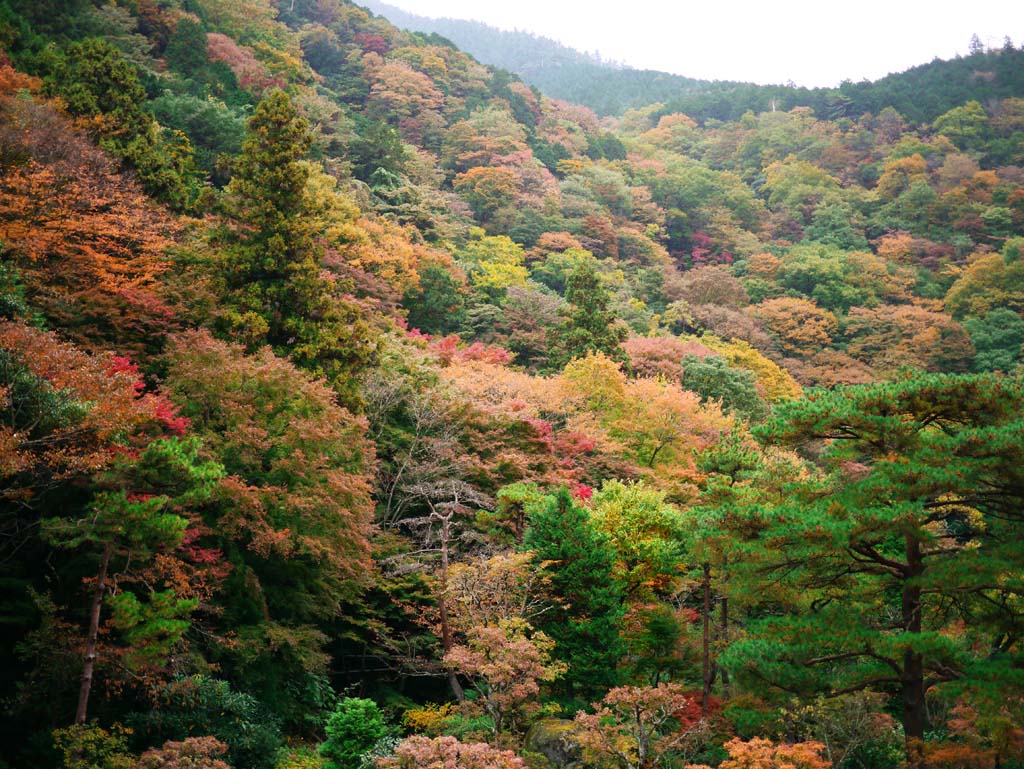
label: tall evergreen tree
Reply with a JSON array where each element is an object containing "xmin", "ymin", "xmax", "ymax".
[
  {"xmin": 522, "ymin": 488, "xmax": 625, "ymax": 706},
  {"xmin": 555, "ymin": 261, "xmax": 628, "ymax": 367},
  {"xmin": 712, "ymin": 374, "xmax": 1024, "ymax": 768},
  {"xmin": 217, "ymin": 89, "xmax": 375, "ymax": 405}
]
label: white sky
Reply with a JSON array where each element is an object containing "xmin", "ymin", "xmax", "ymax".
[{"xmin": 379, "ymin": 0, "xmax": 1022, "ymax": 87}]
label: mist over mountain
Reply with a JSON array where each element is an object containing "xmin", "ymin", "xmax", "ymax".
[{"xmin": 362, "ymin": 0, "xmax": 1024, "ymax": 123}]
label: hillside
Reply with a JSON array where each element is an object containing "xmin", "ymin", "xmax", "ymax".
[
  {"xmin": 0, "ymin": 0, "xmax": 1023, "ymax": 768},
  {"xmin": 359, "ymin": 0, "xmax": 723, "ymax": 115},
  {"xmin": 362, "ymin": 1, "xmax": 1024, "ymax": 123}
]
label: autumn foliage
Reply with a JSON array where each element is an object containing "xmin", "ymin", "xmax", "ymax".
[{"xmin": 1, "ymin": 2, "xmax": 1023, "ymax": 768}]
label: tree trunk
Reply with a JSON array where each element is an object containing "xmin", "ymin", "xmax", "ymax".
[
  {"xmin": 720, "ymin": 594, "xmax": 730, "ymax": 688},
  {"xmin": 637, "ymin": 711, "xmax": 650, "ymax": 769},
  {"xmin": 901, "ymin": 535, "xmax": 926, "ymax": 769},
  {"xmin": 75, "ymin": 542, "xmax": 112, "ymax": 725},
  {"xmin": 702, "ymin": 562, "xmax": 712, "ymax": 713},
  {"xmin": 437, "ymin": 513, "xmax": 465, "ymax": 702}
]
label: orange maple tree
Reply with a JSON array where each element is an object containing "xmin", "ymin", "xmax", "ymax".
[{"xmin": 0, "ymin": 94, "xmax": 178, "ymax": 353}]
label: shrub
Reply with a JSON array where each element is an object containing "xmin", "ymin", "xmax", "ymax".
[{"xmin": 319, "ymin": 698, "xmax": 389, "ymax": 769}]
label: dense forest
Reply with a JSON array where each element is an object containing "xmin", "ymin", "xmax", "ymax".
[
  {"xmin": 0, "ymin": 1, "xmax": 1023, "ymax": 768},
  {"xmin": 359, "ymin": 0, "xmax": 721, "ymax": 116},
  {"xmin": 356, "ymin": 3, "xmax": 1024, "ymax": 123}
]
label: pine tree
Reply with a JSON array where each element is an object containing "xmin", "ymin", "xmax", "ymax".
[
  {"xmin": 555, "ymin": 261, "xmax": 628, "ymax": 367},
  {"xmin": 522, "ymin": 488, "xmax": 625, "ymax": 706},
  {"xmin": 218, "ymin": 89, "xmax": 375, "ymax": 405},
  {"xmin": 713, "ymin": 374, "xmax": 1024, "ymax": 768}
]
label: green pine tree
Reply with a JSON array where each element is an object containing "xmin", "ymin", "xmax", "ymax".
[
  {"xmin": 218, "ymin": 89, "xmax": 376, "ymax": 406},
  {"xmin": 522, "ymin": 487, "xmax": 625, "ymax": 707},
  {"xmin": 555, "ymin": 261, "xmax": 628, "ymax": 367},
  {"xmin": 709, "ymin": 373, "xmax": 1024, "ymax": 768}
]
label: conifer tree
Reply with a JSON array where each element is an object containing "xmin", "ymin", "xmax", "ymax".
[
  {"xmin": 522, "ymin": 488, "xmax": 625, "ymax": 705},
  {"xmin": 713, "ymin": 374, "xmax": 1024, "ymax": 768},
  {"xmin": 218, "ymin": 89, "xmax": 375, "ymax": 405},
  {"xmin": 555, "ymin": 261, "xmax": 628, "ymax": 366}
]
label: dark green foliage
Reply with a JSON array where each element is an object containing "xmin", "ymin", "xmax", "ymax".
[
  {"xmin": 719, "ymin": 374, "xmax": 1024, "ymax": 744},
  {"xmin": 522, "ymin": 488, "xmax": 625, "ymax": 706},
  {"xmin": 163, "ymin": 19, "xmax": 208, "ymax": 78},
  {"xmin": 348, "ymin": 116, "xmax": 408, "ymax": 182},
  {"xmin": 50, "ymin": 38, "xmax": 200, "ymax": 209},
  {"xmin": 402, "ymin": 262, "xmax": 466, "ymax": 335},
  {"xmin": 129, "ymin": 676, "xmax": 284, "ymax": 769},
  {"xmin": 621, "ymin": 603, "xmax": 693, "ymax": 687},
  {"xmin": 555, "ymin": 261, "xmax": 628, "ymax": 366},
  {"xmin": 0, "ymin": 349, "xmax": 84, "ymax": 446},
  {"xmin": 662, "ymin": 47, "xmax": 1024, "ymax": 126},
  {"xmin": 54, "ymin": 38, "xmax": 150, "ymax": 135},
  {"xmin": 217, "ymin": 89, "xmax": 376, "ymax": 400},
  {"xmin": 802, "ymin": 201, "xmax": 869, "ymax": 250},
  {"xmin": 319, "ymin": 697, "xmax": 390, "ymax": 769},
  {"xmin": 681, "ymin": 354, "xmax": 768, "ymax": 423},
  {"xmin": 0, "ymin": 261, "xmax": 40, "ymax": 324},
  {"xmin": 964, "ymin": 308, "xmax": 1024, "ymax": 372},
  {"xmin": 149, "ymin": 93, "xmax": 246, "ymax": 185},
  {"xmin": 1, "ymin": 0, "xmax": 88, "ymax": 39}
]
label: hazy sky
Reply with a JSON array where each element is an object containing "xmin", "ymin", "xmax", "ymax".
[{"xmin": 378, "ymin": 0, "xmax": 1021, "ymax": 87}]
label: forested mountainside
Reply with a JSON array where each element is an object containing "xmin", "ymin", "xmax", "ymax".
[
  {"xmin": 0, "ymin": 1, "xmax": 1023, "ymax": 768},
  {"xmin": 359, "ymin": 0, "xmax": 721, "ymax": 116},
  {"xmin": 357, "ymin": 1, "xmax": 1024, "ymax": 123}
]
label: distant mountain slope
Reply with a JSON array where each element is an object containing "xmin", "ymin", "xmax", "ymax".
[
  {"xmin": 359, "ymin": 0, "xmax": 730, "ymax": 115},
  {"xmin": 361, "ymin": 1, "xmax": 1024, "ymax": 125},
  {"xmin": 662, "ymin": 44, "xmax": 1024, "ymax": 125}
]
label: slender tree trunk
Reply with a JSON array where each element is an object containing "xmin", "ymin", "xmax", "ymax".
[
  {"xmin": 637, "ymin": 712, "xmax": 650, "ymax": 769},
  {"xmin": 437, "ymin": 513, "xmax": 465, "ymax": 701},
  {"xmin": 702, "ymin": 562, "xmax": 712, "ymax": 713},
  {"xmin": 902, "ymin": 535, "xmax": 926, "ymax": 769},
  {"xmin": 76, "ymin": 542, "xmax": 112, "ymax": 725},
  {"xmin": 720, "ymin": 594, "xmax": 730, "ymax": 688}
]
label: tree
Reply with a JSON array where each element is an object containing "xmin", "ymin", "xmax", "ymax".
[
  {"xmin": 589, "ymin": 480, "xmax": 688, "ymax": 597},
  {"xmin": 945, "ymin": 242, "xmax": 1024, "ymax": 319},
  {"xmin": 719, "ymin": 374, "xmax": 1024, "ymax": 767},
  {"xmin": 574, "ymin": 683, "xmax": 706, "ymax": 769},
  {"xmin": 320, "ymin": 698, "xmax": 389, "ymax": 769},
  {"xmin": 555, "ymin": 261, "xmax": 628, "ymax": 366},
  {"xmin": 681, "ymin": 354, "xmax": 768, "ymax": 423},
  {"xmin": 217, "ymin": 89, "xmax": 375, "ymax": 401},
  {"xmin": 686, "ymin": 737, "xmax": 831, "ymax": 769},
  {"xmin": 522, "ymin": 487, "xmax": 625, "ymax": 705},
  {"xmin": 365, "ymin": 56, "xmax": 445, "ymax": 144},
  {"xmin": 54, "ymin": 38, "xmax": 199, "ymax": 209},
  {"xmin": 933, "ymin": 101, "xmax": 989, "ymax": 150},
  {"xmin": 0, "ymin": 322, "xmax": 174, "ymax": 488},
  {"xmin": 42, "ymin": 438, "xmax": 222, "ymax": 724},
  {"xmin": 403, "ymin": 260, "xmax": 467, "ymax": 335},
  {"xmin": 457, "ymin": 233, "xmax": 529, "ymax": 298},
  {"xmin": 0, "ymin": 96, "xmax": 178, "ymax": 354},
  {"xmin": 753, "ymin": 297, "xmax": 837, "ymax": 356},
  {"xmin": 0, "ymin": 318, "xmax": 218, "ymax": 724},
  {"xmin": 136, "ymin": 737, "xmax": 232, "ymax": 769},
  {"xmin": 843, "ymin": 306, "xmax": 974, "ymax": 373},
  {"xmin": 51, "ymin": 723, "xmax": 135, "ymax": 769},
  {"xmin": 377, "ymin": 735, "xmax": 525, "ymax": 769},
  {"xmin": 666, "ymin": 265, "xmax": 749, "ymax": 308},
  {"xmin": 963, "ymin": 308, "xmax": 1024, "ymax": 372},
  {"xmin": 162, "ymin": 331, "xmax": 375, "ymax": 728},
  {"xmin": 454, "ymin": 166, "xmax": 518, "ymax": 222},
  {"xmin": 130, "ymin": 676, "xmax": 284, "ymax": 769},
  {"xmin": 444, "ymin": 617, "xmax": 566, "ymax": 736}
]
